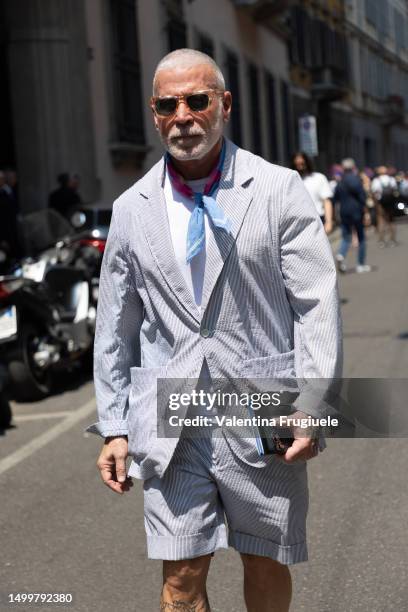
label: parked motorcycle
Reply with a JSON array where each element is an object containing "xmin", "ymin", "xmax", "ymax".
[
  {"xmin": 69, "ymin": 206, "xmax": 111, "ymax": 306},
  {"xmin": 0, "ymin": 209, "xmax": 96, "ymax": 401}
]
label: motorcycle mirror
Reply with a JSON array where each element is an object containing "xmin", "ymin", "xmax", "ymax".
[{"xmin": 71, "ymin": 211, "xmax": 87, "ymax": 228}]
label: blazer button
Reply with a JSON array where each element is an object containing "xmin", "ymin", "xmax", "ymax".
[{"xmin": 200, "ymin": 328, "xmax": 211, "ymax": 338}]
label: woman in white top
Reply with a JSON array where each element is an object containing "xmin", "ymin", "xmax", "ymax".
[
  {"xmin": 292, "ymin": 152, "xmax": 333, "ymax": 234},
  {"xmin": 371, "ymin": 166, "xmax": 398, "ymax": 246}
]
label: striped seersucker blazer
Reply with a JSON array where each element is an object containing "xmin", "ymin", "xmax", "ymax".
[{"xmin": 85, "ymin": 138, "xmax": 343, "ymax": 479}]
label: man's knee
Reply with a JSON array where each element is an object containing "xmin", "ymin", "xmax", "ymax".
[{"xmin": 163, "ymin": 555, "xmax": 211, "ymax": 596}]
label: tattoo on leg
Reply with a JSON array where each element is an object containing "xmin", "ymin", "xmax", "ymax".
[
  {"xmin": 159, "ymin": 599, "xmax": 197, "ymax": 611},
  {"xmin": 159, "ymin": 594, "xmax": 211, "ymax": 611}
]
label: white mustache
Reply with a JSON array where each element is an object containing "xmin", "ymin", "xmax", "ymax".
[{"xmin": 169, "ymin": 130, "xmax": 205, "ymax": 140}]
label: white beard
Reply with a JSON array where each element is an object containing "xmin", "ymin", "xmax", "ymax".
[{"xmin": 160, "ymin": 104, "xmax": 225, "ymax": 161}]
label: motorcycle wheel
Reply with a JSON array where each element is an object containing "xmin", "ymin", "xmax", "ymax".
[{"xmin": 8, "ymin": 323, "xmax": 52, "ymax": 402}]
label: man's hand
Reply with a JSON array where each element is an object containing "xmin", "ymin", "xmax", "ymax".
[
  {"xmin": 277, "ymin": 411, "xmax": 320, "ymax": 464},
  {"xmin": 96, "ymin": 435, "xmax": 133, "ymax": 494}
]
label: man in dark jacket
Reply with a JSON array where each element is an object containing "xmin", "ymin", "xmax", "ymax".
[
  {"xmin": 48, "ymin": 172, "xmax": 82, "ymax": 219},
  {"xmin": 334, "ymin": 158, "xmax": 371, "ymax": 273}
]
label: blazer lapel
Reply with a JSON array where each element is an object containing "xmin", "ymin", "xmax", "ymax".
[
  {"xmin": 136, "ymin": 140, "xmax": 255, "ymax": 323},
  {"xmin": 200, "ymin": 139, "xmax": 255, "ymax": 315},
  {"xmin": 137, "ymin": 160, "xmax": 201, "ymax": 324}
]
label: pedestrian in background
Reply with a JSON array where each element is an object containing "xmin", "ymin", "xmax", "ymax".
[
  {"xmin": 399, "ymin": 172, "xmax": 408, "ymax": 203},
  {"xmin": 329, "ymin": 164, "xmax": 343, "ymax": 193},
  {"xmin": 48, "ymin": 172, "xmax": 82, "ymax": 220},
  {"xmin": 334, "ymin": 158, "xmax": 371, "ymax": 274},
  {"xmin": 360, "ymin": 167, "xmax": 376, "ymax": 227},
  {"xmin": 371, "ymin": 166, "xmax": 398, "ymax": 247},
  {"xmin": 292, "ymin": 151, "xmax": 334, "ymax": 234}
]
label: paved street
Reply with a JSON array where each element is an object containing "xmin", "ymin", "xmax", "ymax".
[{"xmin": 1, "ymin": 220, "xmax": 407, "ymax": 612}]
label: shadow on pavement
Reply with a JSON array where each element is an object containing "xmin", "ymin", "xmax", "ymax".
[{"xmin": 8, "ymin": 364, "xmax": 93, "ymax": 405}]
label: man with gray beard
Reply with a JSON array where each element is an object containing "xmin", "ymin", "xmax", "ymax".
[{"xmin": 87, "ymin": 49, "xmax": 342, "ymax": 611}]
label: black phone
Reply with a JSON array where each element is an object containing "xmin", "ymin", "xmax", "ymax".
[{"xmin": 258, "ymin": 425, "xmax": 294, "ymax": 455}]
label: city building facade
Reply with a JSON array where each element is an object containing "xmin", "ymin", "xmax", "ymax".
[
  {"xmin": 288, "ymin": 0, "xmax": 351, "ymax": 170},
  {"xmin": 1, "ymin": 0, "xmax": 407, "ymax": 213},
  {"xmin": 1, "ymin": 0, "xmax": 290, "ymax": 212},
  {"xmin": 345, "ymin": 0, "xmax": 408, "ymax": 169}
]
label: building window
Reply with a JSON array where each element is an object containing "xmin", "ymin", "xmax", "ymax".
[
  {"xmin": 196, "ymin": 31, "xmax": 214, "ymax": 58},
  {"xmin": 167, "ymin": 18, "xmax": 187, "ymax": 51},
  {"xmin": 225, "ymin": 50, "xmax": 242, "ymax": 147},
  {"xmin": 395, "ymin": 9, "xmax": 406, "ymax": 53},
  {"xmin": 264, "ymin": 72, "xmax": 278, "ymax": 163},
  {"xmin": 363, "ymin": 48, "xmax": 370, "ymax": 94},
  {"xmin": 247, "ymin": 63, "xmax": 262, "ymax": 155},
  {"xmin": 110, "ymin": 0, "xmax": 145, "ymax": 144},
  {"xmin": 290, "ymin": 7, "xmax": 311, "ymax": 67},
  {"xmin": 378, "ymin": 1, "xmax": 389, "ymax": 38},
  {"xmin": 365, "ymin": 0, "xmax": 378, "ymax": 28},
  {"xmin": 164, "ymin": 0, "xmax": 187, "ymax": 51},
  {"xmin": 310, "ymin": 19, "xmax": 324, "ymax": 68}
]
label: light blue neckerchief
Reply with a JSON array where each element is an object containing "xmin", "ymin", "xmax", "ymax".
[{"xmin": 166, "ymin": 140, "xmax": 231, "ymax": 263}]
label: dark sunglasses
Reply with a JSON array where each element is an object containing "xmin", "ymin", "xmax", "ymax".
[{"xmin": 150, "ymin": 89, "xmax": 225, "ymax": 117}]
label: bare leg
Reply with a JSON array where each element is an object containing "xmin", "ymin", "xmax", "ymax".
[
  {"xmin": 377, "ymin": 205, "xmax": 385, "ymax": 242},
  {"xmin": 161, "ymin": 555, "xmax": 212, "ymax": 611},
  {"xmin": 385, "ymin": 211, "xmax": 396, "ymax": 242},
  {"xmin": 241, "ymin": 553, "xmax": 292, "ymax": 612}
]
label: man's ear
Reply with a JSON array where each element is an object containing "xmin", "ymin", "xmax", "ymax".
[{"xmin": 222, "ymin": 91, "xmax": 232, "ymax": 122}]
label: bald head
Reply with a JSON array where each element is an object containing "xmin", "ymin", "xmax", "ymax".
[{"xmin": 153, "ymin": 49, "xmax": 225, "ymax": 95}]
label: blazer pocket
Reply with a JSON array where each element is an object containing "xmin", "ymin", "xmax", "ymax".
[
  {"xmin": 241, "ymin": 350, "xmax": 296, "ymax": 378},
  {"xmin": 240, "ymin": 350, "xmax": 298, "ymax": 402}
]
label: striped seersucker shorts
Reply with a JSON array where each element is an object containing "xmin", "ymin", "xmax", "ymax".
[{"xmin": 143, "ymin": 428, "xmax": 310, "ymax": 565}]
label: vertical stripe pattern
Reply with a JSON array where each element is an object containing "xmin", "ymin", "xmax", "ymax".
[
  {"xmin": 143, "ymin": 431, "xmax": 308, "ymax": 564},
  {"xmin": 85, "ymin": 138, "xmax": 342, "ymax": 481}
]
